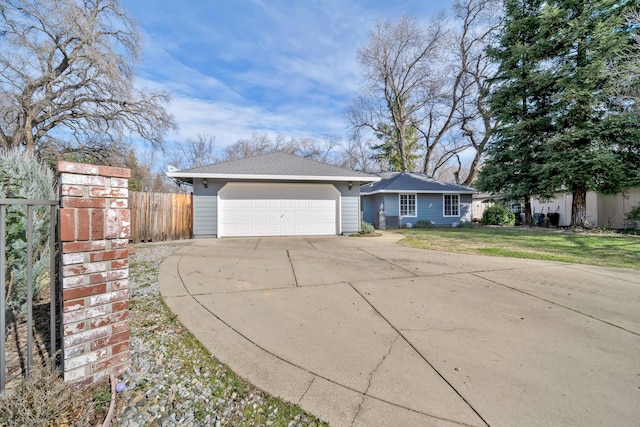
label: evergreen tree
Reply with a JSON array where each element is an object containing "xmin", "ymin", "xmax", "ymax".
[
  {"xmin": 479, "ymin": 0, "xmax": 640, "ymax": 226},
  {"xmin": 477, "ymin": 0, "xmax": 558, "ymax": 224},
  {"xmin": 541, "ymin": 0, "xmax": 640, "ymax": 226}
]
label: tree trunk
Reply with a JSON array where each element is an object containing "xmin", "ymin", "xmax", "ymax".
[
  {"xmin": 571, "ymin": 185, "xmax": 588, "ymax": 227},
  {"xmin": 524, "ymin": 195, "xmax": 532, "ymax": 226}
]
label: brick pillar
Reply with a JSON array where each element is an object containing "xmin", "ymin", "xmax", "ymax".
[{"xmin": 58, "ymin": 161, "xmax": 131, "ymax": 384}]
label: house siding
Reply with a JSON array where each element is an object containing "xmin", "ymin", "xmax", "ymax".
[
  {"xmin": 460, "ymin": 194, "xmax": 472, "ymax": 223},
  {"xmin": 193, "ymin": 179, "xmax": 224, "ymax": 238},
  {"xmin": 362, "ymin": 194, "xmax": 387, "ymax": 226},
  {"xmin": 530, "ymin": 188, "xmax": 640, "ymax": 228},
  {"xmin": 361, "ymin": 192, "xmax": 473, "ymax": 228},
  {"xmin": 336, "ymin": 182, "xmax": 361, "ymax": 234}
]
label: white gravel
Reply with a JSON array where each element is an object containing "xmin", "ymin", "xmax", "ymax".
[{"xmin": 113, "ymin": 242, "xmax": 326, "ymax": 427}]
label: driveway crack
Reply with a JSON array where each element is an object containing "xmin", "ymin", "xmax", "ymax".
[
  {"xmin": 298, "ymin": 377, "xmax": 315, "ymax": 405},
  {"xmin": 357, "ymin": 248, "xmax": 419, "ymax": 277},
  {"xmin": 471, "ymin": 272, "xmax": 640, "ymax": 337},
  {"xmin": 351, "ymin": 335, "xmax": 399, "ymax": 426},
  {"xmin": 287, "ymin": 249, "xmax": 300, "ymax": 287},
  {"xmin": 348, "ymin": 282, "xmax": 490, "ymax": 426}
]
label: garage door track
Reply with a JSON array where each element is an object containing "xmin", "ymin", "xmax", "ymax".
[{"xmin": 159, "ymin": 234, "xmax": 640, "ymax": 427}]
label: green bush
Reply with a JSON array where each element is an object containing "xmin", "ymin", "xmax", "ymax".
[
  {"xmin": 361, "ymin": 220, "xmax": 375, "ymax": 234},
  {"xmin": 455, "ymin": 220, "xmax": 474, "ymax": 228},
  {"xmin": 415, "ymin": 220, "xmax": 435, "ymax": 228},
  {"xmin": 481, "ymin": 204, "xmax": 515, "ymax": 226},
  {"xmin": 0, "ymin": 149, "xmax": 57, "ymax": 314},
  {"xmin": 627, "ymin": 205, "xmax": 640, "ymax": 221}
]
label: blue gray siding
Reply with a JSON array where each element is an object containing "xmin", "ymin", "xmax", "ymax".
[
  {"xmin": 361, "ymin": 192, "xmax": 473, "ymax": 228},
  {"xmin": 193, "ymin": 179, "xmax": 224, "ymax": 238},
  {"xmin": 361, "ymin": 195, "xmax": 380, "ymax": 225},
  {"xmin": 460, "ymin": 194, "xmax": 472, "ymax": 223},
  {"xmin": 336, "ymin": 182, "xmax": 361, "ymax": 234}
]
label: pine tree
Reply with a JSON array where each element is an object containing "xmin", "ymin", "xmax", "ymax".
[
  {"xmin": 477, "ymin": 0, "xmax": 558, "ymax": 224},
  {"xmin": 479, "ymin": 0, "xmax": 640, "ymax": 227},
  {"xmin": 540, "ymin": 0, "xmax": 640, "ymax": 226}
]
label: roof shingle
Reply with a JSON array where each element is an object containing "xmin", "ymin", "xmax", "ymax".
[
  {"xmin": 169, "ymin": 152, "xmax": 378, "ymax": 180},
  {"xmin": 360, "ymin": 172, "xmax": 475, "ymax": 194}
]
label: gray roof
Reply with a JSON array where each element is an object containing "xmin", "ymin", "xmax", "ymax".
[
  {"xmin": 167, "ymin": 152, "xmax": 379, "ymax": 182},
  {"xmin": 360, "ymin": 172, "xmax": 475, "ymax": 194}
]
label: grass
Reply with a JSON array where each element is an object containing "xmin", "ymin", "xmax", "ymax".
[{"xmin": 399, "ymin": 227, "xmax": 640, "ymax": 269}]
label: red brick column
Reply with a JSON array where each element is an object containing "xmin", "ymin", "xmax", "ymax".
[{"xmin": 58, "ymin": 161, "xmax": 131, "ymax": 384}]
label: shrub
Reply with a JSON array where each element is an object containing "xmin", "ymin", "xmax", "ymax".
[
  {"xmin": 415, "ymin": 220, "xmax": 435, "ymax": 228},
  {"xmin": 627, "ymin": 205, "xmax": 640, "ymax": 221},
  {"xmin": 455, "ymin": 220, "xmax": 474, "ymax": 228},
  {"xmin": 361, "ymin": 220, "xmax": 375, "ymax": 234},
  {"xmin": 481, "ymin": 204, "xmax": 515, "ymax": 226},
  {"xmin": 0, "ymin": 363, "xmax": 97, "ymax": 426},
  {"xmin": 0, "ymin": 149, "xmax": 57, "ymax": 314}
]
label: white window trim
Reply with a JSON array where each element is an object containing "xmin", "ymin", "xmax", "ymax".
[
  {"xmin": 443, "ymin": 194, "xmax": 460, "ymax": 217},
  {"xmin": 399, "ymin": 193, "xmax": 417, "ymax": 217}
]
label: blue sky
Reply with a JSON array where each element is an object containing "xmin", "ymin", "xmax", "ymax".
[{"xmin": 121, "ymin": 0, "xmax": 452, "ymax": 150}]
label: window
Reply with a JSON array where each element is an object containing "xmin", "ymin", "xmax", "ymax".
[
  {"xmin": 443, "ymin": 194, "xmax": 459, "ymax": 217},
  {"xmin": 399, "ymin": 194, "xmax": 416, "ymax": 217}
]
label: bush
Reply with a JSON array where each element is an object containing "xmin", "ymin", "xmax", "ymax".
[
  {"xmin": 360, "ymin": 220, "xmax": 375, "ymax": 234},
  {"xmin": 0, "ymin": 149, "xmax": 57, "ymax": 314},
  {"xmin": 455, "ymin": 220, "xmax": 474, "ymax": 228},
  {"xmin": 415, "ymin": 220, "xmax": 435, "ymax": 228},
  {"xmin": 481, "ymin": 204, "xmax": 515, "ymax": 226},
  {"xmin": 0, "ymin": 363, "xmax": 98, "ymax": 426},
  {"xmin": 627, "ymin": 205, "xmax": 640, "ymax": 221}
]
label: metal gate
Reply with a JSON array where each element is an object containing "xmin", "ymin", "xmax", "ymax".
[{"xmin": 0, "ymin": 198, "xmax": 58, "ymax": 392}]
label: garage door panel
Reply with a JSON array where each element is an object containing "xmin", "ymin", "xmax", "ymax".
[
  {"xmin": 237, "ymin": 211, "xmax": 253, "ymax": 222},
  {"xmin": 309, "ymin": 211, "xmax": 325, "ymax": 221},
  {"xmin": 296, "ymin": 200, "xmax": 309, "ymax": 209},
  {"xmin": 253, "ymin": 199, "xmax": 267, "ymax": 209},
  {"xmin": 219, "ymin": 183, "xmax": 339, "ymax": 237},
  {"xmin": 254, "ymin": 210, "xmax": 268, "ymax": 221}
]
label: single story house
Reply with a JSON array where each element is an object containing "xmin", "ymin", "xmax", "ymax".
[
  {"xmin": 360, "ymin": 172, "xmax": 475, "ymax": 229},
  {"xmin": 166, "ymin": 152, "xmax": 380, "ymax": 238}
]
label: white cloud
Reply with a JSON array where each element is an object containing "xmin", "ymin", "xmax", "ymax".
[{"xmin": 124, "ymin": 0, "xmax": 453, "ymax": 150}]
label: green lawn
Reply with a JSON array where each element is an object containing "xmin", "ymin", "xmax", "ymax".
[{"xmin": 399, "ymin": 227, "xmax": 640, "ymax": 270}]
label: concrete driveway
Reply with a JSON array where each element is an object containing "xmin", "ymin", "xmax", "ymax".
[{"xmin": 159, "ymin": 233, "xmax": 640, "ymax": 427}]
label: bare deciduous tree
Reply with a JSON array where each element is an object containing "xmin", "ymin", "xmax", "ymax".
[
  {"xmin": 348, "ymin": 15, "xmax": 443, "ymax": 172},
  {"xmin": 219, "ymin": 133, "xmax": 348, "ymax": 166},
  {"xmin": 169, "ymin": 133, "xmax": 218, "ymax": 170},
  {"xmin": 448, "ymin": 0, "xmax": 502, "ymax": 185},
  {"xmin": 349, "ymin": 1, "xmax": 501, "ymax": 183},
  {"xmin": 223, "ymin": 133, "xmax": 273, "ymax": 161},
  {"xmin": 341, "ymin": 137, "xmax": 381, "ymax": 172},
  {"xmin": 0, "ymin": 0, "xmax": 176, "ymax": 159},
  {"xmin": 410, "ymin": 0, "xmax": 501, "ymax": 183}
]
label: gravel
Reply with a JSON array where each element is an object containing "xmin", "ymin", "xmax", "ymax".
[{"xmin": 113, "ymin": 242, "xmax": 327, "ymax": 427}]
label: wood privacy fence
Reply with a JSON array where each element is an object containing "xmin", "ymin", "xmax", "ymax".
[{"xmin": 129, "ymin": 192, "xmax": 192, "ymax": 243}]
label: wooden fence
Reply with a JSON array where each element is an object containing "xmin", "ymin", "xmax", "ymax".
[{"xmin": 129, "ymin": 192, "xmax": 192, "ymax": 243}]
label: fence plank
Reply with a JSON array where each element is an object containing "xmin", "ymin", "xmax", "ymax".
[{"xmin": 129, "ymin": 192, "xmax": 192, "ymax": 243}]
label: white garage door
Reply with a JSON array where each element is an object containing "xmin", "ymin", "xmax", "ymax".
[{"xmin": 218, "ymin": 182, "xmax": 340, "ymax": 237}]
